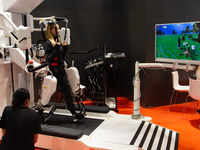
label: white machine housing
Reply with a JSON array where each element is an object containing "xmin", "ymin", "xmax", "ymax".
[
  {"xmin": 66, "ymin": 67, "xmax": 80, "ymax": 95},
  {"xmin": 2, "ymin": 0, "xmax": 44, "ymax": 14},
  {"xmin": 34, "ymin": 66, "xmax": 83, "ymax": 107},
  {"xmin": 0, "ymin": 0, "xmax": 44, "ymax": 116},
  {"xmin": 59, "ymin": 27, "xmax": 71, "ymax": 45},
  {"xmin": 40, "ymin": 75, "xmax": 57, "ymax": 106}
]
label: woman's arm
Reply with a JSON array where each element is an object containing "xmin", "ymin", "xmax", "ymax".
[
  {"xmin": 33, "ymin": 133, "xmax": 38, "ymax": 143},
  {"xmin": 1, "ymin": 128, "xmax": 6, "ymax": 136}
]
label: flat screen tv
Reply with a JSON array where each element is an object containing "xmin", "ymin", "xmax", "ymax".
[{"xmin": 155, "ymin": 21, "xmax": 200, "ymax": 65}]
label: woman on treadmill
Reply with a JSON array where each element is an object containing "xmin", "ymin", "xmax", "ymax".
[{"xmin": 43, "ymin": 21, "xmax": 86, "ymax": 122}]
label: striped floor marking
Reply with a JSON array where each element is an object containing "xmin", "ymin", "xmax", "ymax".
[{"xmin": 130, "ymin": 121, "xmax": 179, "ymax": 150}]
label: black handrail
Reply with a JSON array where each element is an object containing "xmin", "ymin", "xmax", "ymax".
[
  {"xmin": 28, "ymin": 62, "xmax": 48, "ymax": 72},
  {"xmin": 66, "ymin": 46, "xmax": 99, "ymax": 54}
]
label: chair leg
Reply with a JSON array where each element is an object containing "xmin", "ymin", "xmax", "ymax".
[
  {"xmin": 182, "ymin": 95, "xmax": 189, "ymax": 118},
  {"xmin": 174, "ymin": 91, "xmax": 178, "ymax": 105},
  {"xmin": 193, "ymin": 99, "xmax": 196, "ymax": 115},
  {"xmin": 198, "ymin": 108, "xmax": 200, "ymax": 129},
  {"xmin": 168, "ymin": 90, "xmax": 177, "ymax": 112},
  {"xmin": 199, "ymin": 120, "xmax": 200, "ymax": 129},
  {"xmin": 169, "ymin": 90, "xmax": 175, "ymax": 111}
]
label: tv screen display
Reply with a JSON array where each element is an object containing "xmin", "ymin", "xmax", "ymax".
[{"xmin": 155, "ymin": 21, "xmax": 200, "ymax": 64}]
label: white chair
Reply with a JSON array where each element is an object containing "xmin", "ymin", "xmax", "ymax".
[
  {"xmin": 182, "ymin": 78, "xmax": 199, "ymax": 121},
  {"xmin": 168, "ymin": 71, "xmax": 189, "ymax": 111}
]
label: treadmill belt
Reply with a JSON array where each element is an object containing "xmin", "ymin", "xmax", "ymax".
[
  {"xmin": 42, "ymin": 113, "xmax": 104, "ymax": 135},
  {"xmin": 45, "ymin": 102, "xmax": 110, "ymax": 113}
]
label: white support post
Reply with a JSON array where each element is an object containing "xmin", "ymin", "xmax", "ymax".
[{"xmin": 132, "ymin": 61, "xmax": 141, "ymax": 119}]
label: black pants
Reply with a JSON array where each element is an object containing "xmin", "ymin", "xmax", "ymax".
[{"xmin": 50, "ymin": 66, "xmax": 76, "ymax": 115}]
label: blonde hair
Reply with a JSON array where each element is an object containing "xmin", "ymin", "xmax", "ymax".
[{"xmin": 46, "ymin": 23, "xmax": 63, "ymax": 47}]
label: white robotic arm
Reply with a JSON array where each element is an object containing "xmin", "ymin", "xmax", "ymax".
[{"xmin": 0, "ymin": 13, "xmax": 31, "ymax": 50}]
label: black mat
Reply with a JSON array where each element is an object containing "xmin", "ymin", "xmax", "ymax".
[
  {"xmin": 41, "ymin": 124, "xmax": 83, "ymax": 139},
  {"xmin": 42, "ymin": 113, "xmax": 104, "ymax": 136}
]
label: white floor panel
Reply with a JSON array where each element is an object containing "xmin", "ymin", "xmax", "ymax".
[
  {"xmin": 79, "ymin": 135, "xmax": 139, "ymax": 150},
  {"xmin": 88, "ymin": 118, "xmax": 142, "ymax": 145}
]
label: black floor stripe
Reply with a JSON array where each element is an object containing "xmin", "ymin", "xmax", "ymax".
[
  {"xmin": 147, "ymin": 125, "xmax": 159, "ymax": 150},
  {"xmin": 129, "ymin": 121, "xmax": 178, "ymax": 150},
  {"xmin": 175, "ymin": 132, "xmax": 179, "ymax": 150},
  {"xmin": 166, "ymin": 130, "xmax": 172, "ymax": 150},
  {"xmin": 129, "ymin": 121, "xmax": 145, "ymax": 145},
  {"xmin": 139, "ymin": 123, "xmax": 152, "ymax": 148},
  {"xmin": 156, "ymin": 128, "xmax": 166, "ymax": 150}
]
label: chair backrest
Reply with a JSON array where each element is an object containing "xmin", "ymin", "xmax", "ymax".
[
  {"xmin": 189, "ymin": 78, "xmax": 200, "ymax": 101},
  {"xmin": 172, "ymin": 71, "xmax": 179, "ymax": 89}
]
